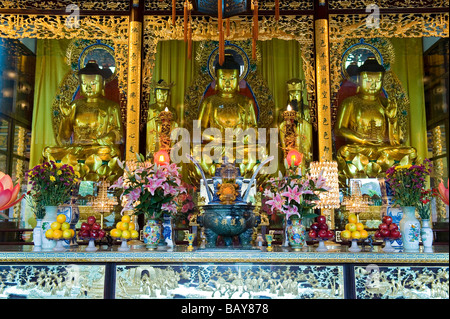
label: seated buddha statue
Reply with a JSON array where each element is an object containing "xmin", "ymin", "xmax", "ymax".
[
  {"xmin": 334, "ymin": 57, "xmax": 417, "ymax": 179},
  {"xmin": 146, "ymin": 79, "xmax": 178, "ymax": 158},
  {"xmin": 43, "ymin": 60, "xmax": 123, "ymax": 181},
  {"xmin": 279, "ymin": 78, "xmax": 312, "ymax": 165},
  {"xmin": 196, "ymin": 54, "xmax": 263, "ymax": 177}
]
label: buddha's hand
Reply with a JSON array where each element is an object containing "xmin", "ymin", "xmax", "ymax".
[
  {"xmin": 385, "ymin": 98, "xmax": 398, "ymax": 119},
  {"xmin": 59, "ymin": 100, "xmax": 73, "ymax": 117}
]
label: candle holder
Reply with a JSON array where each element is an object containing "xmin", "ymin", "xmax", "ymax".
[
  {"xmin": 265, "ymin": 232, "xmax": 274, "ymax": 252},
  {"xmin": 184, "ymin": 231, "xmax": 196, "ymax": 251}
]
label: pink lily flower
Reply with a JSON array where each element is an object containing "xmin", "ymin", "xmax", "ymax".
[
  {"xmin": 281, "ymin": 185, "xmax": 303, "ymax": 205},
  {"xmin": 265, "ymin": 193, "xmax": 284, "ymax": 212}
]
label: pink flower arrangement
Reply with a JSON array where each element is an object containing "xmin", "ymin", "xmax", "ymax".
[
  {"xmin": 262, "ymin": 167, "xmax": 329, "ymax": 220},
  {"xmin": 438, "ymin": 179, "xmax": 449, "ymax": 206},
  {"xmin": 110, "ymin": 155, "xmax": 187, "ymax": 221}
]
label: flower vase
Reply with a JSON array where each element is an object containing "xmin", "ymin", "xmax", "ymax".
[
  {"xmin": 399, "ymin": 206, "xmax": 421, "ymax": 252},
  {"xmin": 143, "ymin": 219, "xmax": 161, "ymax": 250},
  {"xmin": 420, "ymin": 219, "xmax": 433, "ymax": 253},
  {"xmin": 85, "ymin": 238, "xmax": 97, "ymax": 252},
  {"xmin": 162, "ymin": 215, "xmax": 175, "ymax": 248},
  {"xmin": 33, "ymin": 219, "xmax": 43, "ymax": 249},
  {"xmin": 287, "ymin": 218, "xmax": 306, "ymax": 251},
  {"xmin": 282, "ymin": 216, "xmax": 291, "ymax": 247},
  {"xmin": 41, "ymin": 206, "xmax": 58, "ymax": 250},
  {"xmin": 58, "ymin": 205, "xmax": 79, "ymax": 248}
]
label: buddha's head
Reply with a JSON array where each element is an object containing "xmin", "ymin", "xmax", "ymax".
[
  {"xmin": 78, "ymin": 60, "xmax": 106, "ymax": 99},
  {"xmin": 154, "ymin": 79, "xmax": 173, "ymax": 104},
  {"xmin": 286, "ymin": 79, "xmax": 304, "ymax": 104},
  {"xmin": 215, "ymin": 54, "xmax": 240, "ymax": 95},
  {"xmin": 357, "ymin": 57, "xmax": 385, "ymax": 96}
]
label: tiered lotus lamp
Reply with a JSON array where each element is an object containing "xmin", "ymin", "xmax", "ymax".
[
  {"xmin": 89, "ymin": 179, "xmax": 118, "ymax": 228},
  {"xmin": 310, "ymin": 161, "xmax": 340, "ymax": 209},
  {"xmin": 341, "ymin": 180, "xmax": 372, "ymax": 215}
]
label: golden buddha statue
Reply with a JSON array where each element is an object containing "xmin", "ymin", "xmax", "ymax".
[
  {"xmin": 335, "ymin": 57, "xmax": 417, "ymax": 179},
  {"xmin": 43, "ymin": 61, "xmax": 123, "ymax": 181},
  {"xmin": 146, "ymin": 79, "xmax": 178, "ymax": 158},
  {"xmin": 279, "ymin": 78, "xmax": 312, "ymax": 165},
  {"xmin": 196, "ymin": 54, "xmax": 262, "ymax": 177}
]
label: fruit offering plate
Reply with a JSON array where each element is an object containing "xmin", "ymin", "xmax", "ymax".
[{"xmin": 310, "ymin": 236, "xmax": 335, "ymax": 252}]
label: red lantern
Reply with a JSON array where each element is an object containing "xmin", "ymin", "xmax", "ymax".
[
  {"xmin": 154, "ymin": 150, "xmax": 170, "ymax": 165},
  {"xmin": 286, "ymin": 149, "xmax": 302, "ymax": 167}
]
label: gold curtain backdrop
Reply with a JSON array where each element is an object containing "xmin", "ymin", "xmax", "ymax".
[{"xmin": 389, "ymin": 37, "xmax": 428, "ymax": 161}]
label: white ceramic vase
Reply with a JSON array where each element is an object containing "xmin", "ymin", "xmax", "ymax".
[
  {"xmin": 420, "ymin": 219, "xmax": 433, "ymax": 253},
  {"xmin": 399, "ymin": 206, "xmax": 421, "ymax": 252},
  {"xmin": 41, "ymin": 206, "xmax": 58, "ymax": 250}
]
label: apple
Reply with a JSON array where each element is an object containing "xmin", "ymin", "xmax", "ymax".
[
  {"xmin": 310, "ymin": 223, "xmax": 319, "ymax": 231},
  {"xmin": 87, "ymin": 216, "xmax": 96, "ymax": 225},
  {"xmin": 388, "ymin": 223, "xmax": 398, "ymax": 231},
  {"xmin": 80, "ymin": 222, "xmax": 90, "ymax": 231},
  {"xmin": 92, "ymin": 223, "xmax": 101, "ymax": 231},
  {"xmin": 378, "ymin": 223, "xmax": 388, "ymax": 231},
  {"xmin": 319, "ymin": 223, "xmax": 328, "ymax": 230},
  {"xmin": 90, "ymin": 229, "xmax": 99, "ymax": 239},
  {"xmin": 98, "ymin": 230, "xmax": 106, "ymax": 239},
  {"xmin": 380, "ymin": 228, "xmax": 390, "ymax": 238},
  {"xmin": 326, "ymin": 230, "xmax": 334, "ymax": 239},
  {"xmin": 390, "ymin": 230, "xmax": 401, "ymax": 239},
  {"xmin": 308, "ymin": 230, "xmax": 317, "ymax": 239},
  {"xmin": 374, "ymin": 230, "xmax": 382, "ymax": 239},
  {"xmin": 79, "ymin": 229, "xmax": 90, "ymax": 238},
  {"xmin": 382, "ymin": 216, "xmax": 393, "ymax": 225},
  {"xmin": 318, "ymin": 229, "xmax": 328, "ymax": 238},
  {"xmin": 317, "ymin": 216, "xmax": 327, "ymax": 224}
]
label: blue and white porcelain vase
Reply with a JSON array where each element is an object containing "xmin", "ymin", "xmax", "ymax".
[
  {"xmin": 33, "ymin": 219, "xmax": 43, "ymax": 249},
  {"xmin": 41, "ymin": 206, "xmax": 58, "ymax": 250},
  {"xmin": 420, "ymin": 219, "xmax": 433, "ymax": 253},
  {"xmin": 162, "ymin": 215, "xmax": 175, "ymax": 248},
  {"xmin": 399, "ymin": 206, "xmax": 421, "ymax": 252},
  {"xmin": 58, "ymin": 205, "xmax": 80, "ymax": 248}
]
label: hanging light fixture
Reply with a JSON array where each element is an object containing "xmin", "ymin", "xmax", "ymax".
[{"xmin": 309, "ymin": 161, "xmax": 340, "ymax": 210}]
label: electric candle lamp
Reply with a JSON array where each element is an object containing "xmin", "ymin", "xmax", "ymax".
[
  {"xmin": 286, "ymin": 149, "xmax": 302, "ymax": 167},
  {"xmin": 154, "ymin": 149, "xmax": 170, "ymax": 165}
]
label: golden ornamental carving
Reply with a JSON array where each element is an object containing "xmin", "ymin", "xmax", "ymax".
[
  {"xmin": 328, "ymin": 0, "xmax": 449, "ymax": 9},
  {"xmin": 0, "ymin": 0, "xmax": 130, "ymax": 11}
]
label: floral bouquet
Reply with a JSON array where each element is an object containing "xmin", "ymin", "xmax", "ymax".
[
  {"xmin": 262, "ymin": 166, "xmax": 329, "ymax": 220},
  {"xmin": 173, "ymin": 182, "xmax": 197, "ymax": 225},
  {"xmin": 111, "ymin": 155, "xmax": 187, "ymax": 221},
  {"xmin": 385, "ymin": 159, "xmax": 432, "ymax": 207},
  {"xmin": 25, "ymin": 161, "xmax": 79, "ymax": 208},
  {"xmin": 416, "ymin": 188, "xmax": 439, "ymax": 220}
]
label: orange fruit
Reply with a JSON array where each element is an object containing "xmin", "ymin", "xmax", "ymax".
[
  {"xmin": 128, "ymin": 222, "xmax": 135, "ymax": 231},
  {"xmin": 61, "ymin": 222, "xmax": 70, "ymax": 231},
  {"xmin": 351, "ymin": 231, "xmax": 361, "ymax": 239},
  {"xmin": 348, "ymin": 213, "xmax": 358, "ymax": 224},
  {"xmin": 116, "ymin": 222, "xmax": 123, "ymax": 230},
  {"xmin": 51, "ymin": 222, "xmax": 61, "ymax": 231},
  {"xmin": 45, "ymin": 229, "xmax": 54, "ymax": 239},
  {"xmin": 119, "ymin": 222, "xmax": 129, "ymax": 231},
  {"xmin": 347, "ymin": 223, "xmax": 357, "ymax": 232},
  {"xmin": 110, "ymin": 228, "xmax": 122, "ymax": 238},
  {"xmin": 121, "ymin": 215, "xmax": 131, "ymax": 223},
  {"xmin": 356, "ymin": 222, "xmax": 365, "ymax": 231},
  {"xmin": 360, "ymin": 229, "xmax": 369, "ymax": 239},
  {"xmin": 62, "ymin": 229, "xmax": 73, "ymax": 239},
  {"xmin": 121, "ymin": 230, "xmax": 131, "ymax": 239},
  {"xmin": 53, "ymin": 229, "xmax": 63, "ymax": 239},
  {"xmin": 341, "ymin": 230, "xmax": 351, "ymax": 240},
  {"xmin": 130, "ymin": 230, "xmax": 139, "ymax": 239},
  {"xmin": 56, "ymin": 214, "xmax": 66, "ymax": 224}
]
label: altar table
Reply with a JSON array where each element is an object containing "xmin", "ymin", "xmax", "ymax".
[{"xmin": 0, "ymin": 245, "xmax": 448, "ymax": 299}]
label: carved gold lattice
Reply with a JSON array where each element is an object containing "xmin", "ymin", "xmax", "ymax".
[
  {"xmin": 142, "ymin": 14, "xmax": 316, "ymax": 129},
  {"xmin": 328, "ymin": 0, "xmax": 449, "ymax": 9},
  {"xmin": 144, "ymin": 0, "xmax": 314, "ymax": 11},
  {"xmin": 0, "ymin": 0, "xmax": 130, "ymax": 11}
]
